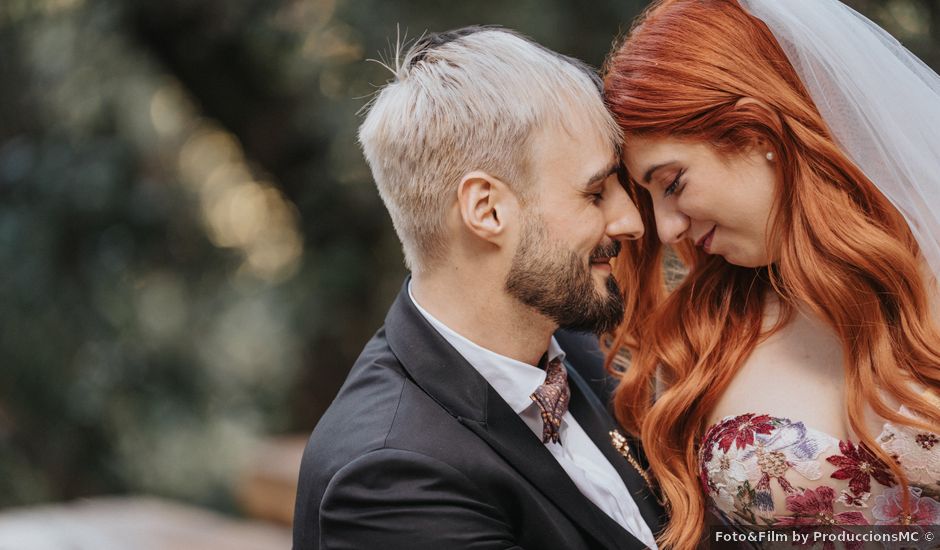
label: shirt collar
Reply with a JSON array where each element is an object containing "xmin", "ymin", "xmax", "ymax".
[{"xmin": 408, "ymin": 282, "xmax": 566, "ymax": 414}]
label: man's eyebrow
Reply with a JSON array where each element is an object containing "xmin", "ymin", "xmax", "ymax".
[{"xmin": 582, "ymin": 161, "xmax": 619, "ymax": 189}]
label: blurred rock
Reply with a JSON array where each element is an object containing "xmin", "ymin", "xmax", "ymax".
[{"xmin": 0, "ymin": 496, "xmax": 291, "ymax": 550}]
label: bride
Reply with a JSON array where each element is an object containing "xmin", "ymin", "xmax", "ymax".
[{"xmin": 602, "ymin": 0, "xmax": 940, "ymax": 548}]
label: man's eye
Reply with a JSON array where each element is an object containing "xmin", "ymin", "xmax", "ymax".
[{"xmin": 591, "ymin": 192, "xmax": 604, "ymax": 204}]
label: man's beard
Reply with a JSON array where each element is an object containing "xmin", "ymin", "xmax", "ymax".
[{"xmin": 505, "ymin": 215, "xmax": 625, "ymax": 335}]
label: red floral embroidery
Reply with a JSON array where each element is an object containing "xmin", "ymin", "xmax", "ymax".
[
  {"xmin": 699, "ymin": 411, "xmax": 940, "ymax": 536},
  {"xmin": 778, "ymin": 486, "xmax": 868, "ymax": 525},
  {"xmin": 712, "ymin": 413, "xmax": 775, "ymax": 453},
  {"xmin": 827, "ymin": 440, "xmax": 896, "ymax": 497},
  {"xmin": 777, "ymin": 486, "xmax": 868, "ymax": 550},
  {"xmin": 699, "ymin": 423, "xmax": 719, "ymax": 493}
]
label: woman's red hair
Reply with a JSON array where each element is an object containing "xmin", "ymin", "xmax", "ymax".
[{"xmin": 603, "ymin": 1, "xmax": 940, "ymax": 548}]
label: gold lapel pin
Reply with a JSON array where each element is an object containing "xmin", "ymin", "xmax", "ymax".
[{"xmin": 609, "ymin": 430, "xmax": 656, "ymax": 491}]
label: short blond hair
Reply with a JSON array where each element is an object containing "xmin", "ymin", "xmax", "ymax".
[{"xmin": 359, "ymin": 27, "xmax": 620, "ymax": 272}]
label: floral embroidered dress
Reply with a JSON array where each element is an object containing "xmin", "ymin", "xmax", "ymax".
[{"xmin": 698, "ymin": 409, "xmax": 940, "ymax": 534}]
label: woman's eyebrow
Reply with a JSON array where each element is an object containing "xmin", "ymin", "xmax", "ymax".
[{"xmin": 642, "ymin": 161, "xmax": 678, "ymax": 184}]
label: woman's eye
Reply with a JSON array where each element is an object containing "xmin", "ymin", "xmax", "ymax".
[
  {"xmin": 664, "ymin": 170, "xmax": 685, "ymax": 197},
  {"xmin": 591, "ymin": 192, "xmax": 604, "ymax": 204}
]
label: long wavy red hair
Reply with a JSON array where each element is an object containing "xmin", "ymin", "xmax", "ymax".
[{"xmin": 603, "ymin": 1, "xmax": 940, "ymax": 548}]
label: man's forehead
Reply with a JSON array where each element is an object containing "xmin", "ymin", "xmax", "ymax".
[
  {"xmin": 532, "ymin": 117, "xmax": 617, "ymax": 157},
  {"xmin": 532, "ymin": 142, "xmax": 617, "ymax": 191}
]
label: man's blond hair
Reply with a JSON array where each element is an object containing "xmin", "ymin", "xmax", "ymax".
[{"xmin": 359, "ymin": 27, "xmax": 620, "ymax": 272}]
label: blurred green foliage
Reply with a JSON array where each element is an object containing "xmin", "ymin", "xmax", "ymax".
[{"xmin": 0, "ymin": 0, "xmax": 936, "ymax": 514}]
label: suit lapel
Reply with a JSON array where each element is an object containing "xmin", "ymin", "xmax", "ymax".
[
  {"xmin": 384, "ymin": 280, "xmax": 627, "ymax": 550},
  {"xmin": 565, "ymin": 361, "xmax": 666, "ymax": 540},
  {"xmin": 458, "ymin": 388, "xmax": 627, "ymax": 550}
]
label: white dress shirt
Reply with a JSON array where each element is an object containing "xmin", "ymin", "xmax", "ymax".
[{"xmin": 408, "ymin": 284, "xmax": 658, "ymax": 549}]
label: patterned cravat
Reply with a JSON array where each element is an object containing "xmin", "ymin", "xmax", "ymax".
[{"xmin": 529, "ymin": 357, "xmax": 570, "ymax": 445}]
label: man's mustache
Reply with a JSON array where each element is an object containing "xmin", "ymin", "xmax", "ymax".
[{"xmin": 590, "ymin": 240, "xmax": 622, "ymax": 262}]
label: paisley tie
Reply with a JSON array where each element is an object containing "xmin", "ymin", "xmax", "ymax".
[{"xmin": 529, "ymin": 357, "xmax": 570, "ymax": 445}]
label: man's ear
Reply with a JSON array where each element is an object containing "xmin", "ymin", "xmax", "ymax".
[{"xmin": 456, "ymin": 171, "xmax": 518, "ymax": 243}]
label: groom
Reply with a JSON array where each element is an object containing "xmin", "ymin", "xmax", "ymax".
[{"xmin": 293, "ymin": 27, "xmax": 663, "ymax": 550}]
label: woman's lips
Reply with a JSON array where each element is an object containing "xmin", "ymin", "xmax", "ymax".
[{"xmin": 698, "ymin": 226, "xmax": 716, "ymax": 253}]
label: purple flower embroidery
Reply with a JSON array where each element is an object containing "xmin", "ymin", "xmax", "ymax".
[{"xmin": 872, "ymin": 486, "xmax": 940, "ymax": 526}]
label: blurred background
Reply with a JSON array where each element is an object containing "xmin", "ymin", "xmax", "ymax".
[{"xmin": 0, "ymin": 0, "xmax": 937, "ymax": 547}]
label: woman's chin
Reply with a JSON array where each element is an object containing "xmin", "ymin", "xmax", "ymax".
[{"xmin": 721, "ymin": 250, "xmax": 773, "ymax": 269}]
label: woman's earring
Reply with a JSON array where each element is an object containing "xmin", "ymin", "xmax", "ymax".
[{"xmin": 765, "ymin": 152, "xmax": 775, "ymax": 161}]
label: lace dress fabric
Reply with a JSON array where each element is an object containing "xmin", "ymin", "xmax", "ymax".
[{"xmin": 698, "ymin": 410, "xmax": 940, "ymax": 532}]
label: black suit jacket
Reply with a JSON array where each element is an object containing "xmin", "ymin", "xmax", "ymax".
[{"xmin": 293, "ymin": 280, "xmax": 665, "ymax": 550}]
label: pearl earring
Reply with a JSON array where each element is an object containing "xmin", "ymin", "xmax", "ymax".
[{"xmin": 765, "ymin": 152, "xmax": 775, "ymax": 161}]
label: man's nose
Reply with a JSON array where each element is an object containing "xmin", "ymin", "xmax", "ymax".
[{"xmin": 605, "ymin": 184, "xmax": 645, "ymax": 241}]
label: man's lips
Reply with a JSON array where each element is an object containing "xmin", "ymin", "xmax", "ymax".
[
  {"xmin": 590, "ymin": 241, "xmax": 621, "ymax": 268},
  {"xmin": 696, "ymin": 226, "xmax": 717, "ymax": 252}
]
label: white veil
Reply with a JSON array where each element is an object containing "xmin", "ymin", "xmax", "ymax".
[{"xmin": 739, "ymin": 0, "xmax": 940, "ymax": 283}]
